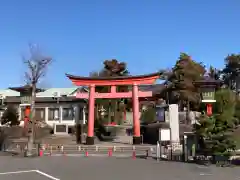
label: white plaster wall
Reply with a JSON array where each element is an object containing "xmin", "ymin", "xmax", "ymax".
[{"xmin": 17, "ymin": 105, "xmax": 86, "ymax": 127}]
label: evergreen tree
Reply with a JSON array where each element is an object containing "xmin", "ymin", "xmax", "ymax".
[
  {"xmin": 164, "ymin": 53, "xmax": 205, "ymax": 112},
  {"xmin": 196, "ymin": 89, "xmax": 238, "ymax": 156},
  {"xmin": 1, "ymin": 105, "xmax": 20, "ymax": 126},
  {"xmin": 222, "ymin": 54, "xmax": 240, "ymax": 91}
]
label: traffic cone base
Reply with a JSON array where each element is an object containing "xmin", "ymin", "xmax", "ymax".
[
  {"xmin": 132, "ymin": 151, "xmax": 136, "ymax": 159},
  {"xmin": 108, "ymin": 148, "xmax": 112, "ymax": 157},
  {"xmin": 39, "ymin": 150, "xmax": 43, "ymax": 157}
]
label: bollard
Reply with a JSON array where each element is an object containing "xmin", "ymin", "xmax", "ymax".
[
  {"xmin": 132, "ymin": 150, "xmax": 136, "ymax": 159},
  {"xmin": 49, "ymin": 146, "xmax": 52, "ymax": 156},
  {"xmin": 61, "ymin": 146, "xmax": 66, "ymax": 156},
  {"xmin": 156, "ymin": 141, "xmax": 160, "ymax": 161},
  {"xmin": 85, "ymin": 151, "xmax": 89, "ymax": 157},
  {"xmin": 145, "ymin": 150, "xmax": 149, "ymax": 159},
  {"xmin": 38, "ymin": 144, "xmax": 42, "ymax": 157},
  {"xmin": 108, "ymin": 148, "xmax": 112, "ymax": 157},
  {"xmin": 39, "ymin": 149, "xmax": 43, "ymax": 157}
]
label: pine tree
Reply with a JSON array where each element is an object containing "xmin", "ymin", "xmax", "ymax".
[
  {"xmin": 165, "ymin": 53, "xmax": 205, "ymax": 110},
  {"xmin": 196, "ymin": 89, "xmax": 238, "ymax": 156}
]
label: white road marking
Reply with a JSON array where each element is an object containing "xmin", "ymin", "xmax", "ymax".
[
  {"xmin": 35, "ymin": 170, "xmax": 60, "ymax": 180},
  {"xmin": 0, "ymin": 170, "xmax": 36, "ymax": 175},
  {"xmin": 196, "ymin": 165, "xmax": 209, "ymax": 169},
  {"xmin": 0, "ymin": 169, "xmax": 60, "ymax": 180},
  {"xmin": 200, "ymin": 173, "xmax": 212, "ymax": 176}
]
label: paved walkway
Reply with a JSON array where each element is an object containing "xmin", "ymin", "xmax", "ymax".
[{"xmin": 0, "ymin": 156, "xmax": 239, "ymax": 180}]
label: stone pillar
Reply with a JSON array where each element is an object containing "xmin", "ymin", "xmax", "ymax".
[
  {"xmin": 86, "ymin": 84, "xmax": 95, "ymax": 145},
  {"xmin": 132, "ymin": 83, "xmax": 141, "ymax": 144},
  {"xmin": 45, "ymin": 107, "xmax": 48, "ymax": 124},
  {"xmin": 83, "ymin": 106, "xmax": 86, "ymax": 125},
  {"xmin": 169, "ymin": 104, "xmax": 180, "ymax": 143}
]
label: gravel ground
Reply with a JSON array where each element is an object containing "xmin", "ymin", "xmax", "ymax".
[{"xmin": 0, "ymin": 156, "xmax": 239, "ymax": 180}]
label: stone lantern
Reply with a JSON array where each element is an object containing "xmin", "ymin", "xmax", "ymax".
[
  {"xmin": 9, "ymin": 85, "xmax": 43, "ymax": 130},
  {"xmin": 193, "ymin": 77, "xmax": 221, "ymax": 116}
]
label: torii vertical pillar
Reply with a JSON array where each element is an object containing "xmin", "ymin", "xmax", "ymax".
[
  {"xmin": 86, "ymin": 84, "xmax": 95, "ymax": 145},
  {"xmin": 132, "ymin": 83, "xmax": 141, "ymax": 144}
]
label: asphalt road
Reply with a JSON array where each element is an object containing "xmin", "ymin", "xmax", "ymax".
[{"xmin": 0, "ymin": 156, "xmax": 239, "ymax": 180}]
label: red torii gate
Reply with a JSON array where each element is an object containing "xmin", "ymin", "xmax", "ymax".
[{"xmin": 66, "ymin": 72, "xmax": 161, "ymax": 145}]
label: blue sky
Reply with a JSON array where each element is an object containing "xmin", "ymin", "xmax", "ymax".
[{"xmin": 0, "ymin": 0, "xmax": 240, "ymax": 88}]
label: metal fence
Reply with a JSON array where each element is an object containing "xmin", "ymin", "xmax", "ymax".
[
  {"xmin": 40, "ymin": 144, "xmax": 156, "ymax": 157},
  {"xmin": 8, "ymin": 143, "xmax": 156, "ymax": 158},
  {"xmin": 7, "ymin": 141, "xmax": 186, "ymax": 162}
]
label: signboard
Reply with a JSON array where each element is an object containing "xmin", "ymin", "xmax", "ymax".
[
  {"xmin": 156, "ymin": 107, "xmax": 165, "ymax": 122},
  {"xmin": 202, "ymin": 91, "xmax": 215, "ymax": 100},
  {"xmin": 20, "ymin": 96, "xmax": 32, "ymax": 104},
  {"xmin": 201, "ymin": 87, "xmax": 215, "ymax": 101},
  {"xmin": 159, "ymin": 128, "xmax": 171, "ymax": 141}
]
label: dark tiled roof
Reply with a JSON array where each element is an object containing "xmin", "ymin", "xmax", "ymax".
[
  {"xmin": 193, "ymin": 77, "xmax": 222, "ymax": 86},
  {"xmin": 4, "ymin": 96, "xmax": 86, "ymax": 103},
  {"xmin": 9, "ymin": 85, "xmax": 44, "ymax": 93},
  {"xmin": 138, "ymin": 84, "xmax": 166, "ymax": 95}
]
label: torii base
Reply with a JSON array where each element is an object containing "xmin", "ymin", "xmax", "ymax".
[
  {"xmin": 132, "ymin": 136, "xmax": 141, "ymax": 145},
  {"xmin": 86, "ymin": 136, "xmax": 94, "ymax": 145}
]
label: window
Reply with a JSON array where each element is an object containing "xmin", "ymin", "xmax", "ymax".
[
  {"xmin": 48, "ymin": 108, "xmax": 60, "ymax": 120},
  {"xmin": 62, "ymin": 108, "xmax": 74, "ymax": 120},
  {"xmin": 79, "ymin": 108, "xmax": 83, "ymax": 120},
  {"xmin": 35, "ymin": 108, "xmax": 45, "ymax": 121},
  {"xmin": 21, "ymin": 108, "xmax": 25, "ymax": 121}
]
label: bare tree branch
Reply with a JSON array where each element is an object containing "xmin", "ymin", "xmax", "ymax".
[{"xmin": 23, "ymin": 44, "xmax": 52, "ymax": 85}]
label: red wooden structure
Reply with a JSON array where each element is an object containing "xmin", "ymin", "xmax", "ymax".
[
  {"xmin": 66, "ymin": 72, "xmax": 161, "ymax": 145},
  {"xmin": 24, "ymin": 106, "xmax": 31, "ymax": 128}
]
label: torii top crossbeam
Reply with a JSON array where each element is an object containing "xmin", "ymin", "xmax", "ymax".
[{"xmin": 65, "ymin": 72, "xmax": 161, "ymax": 86}]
